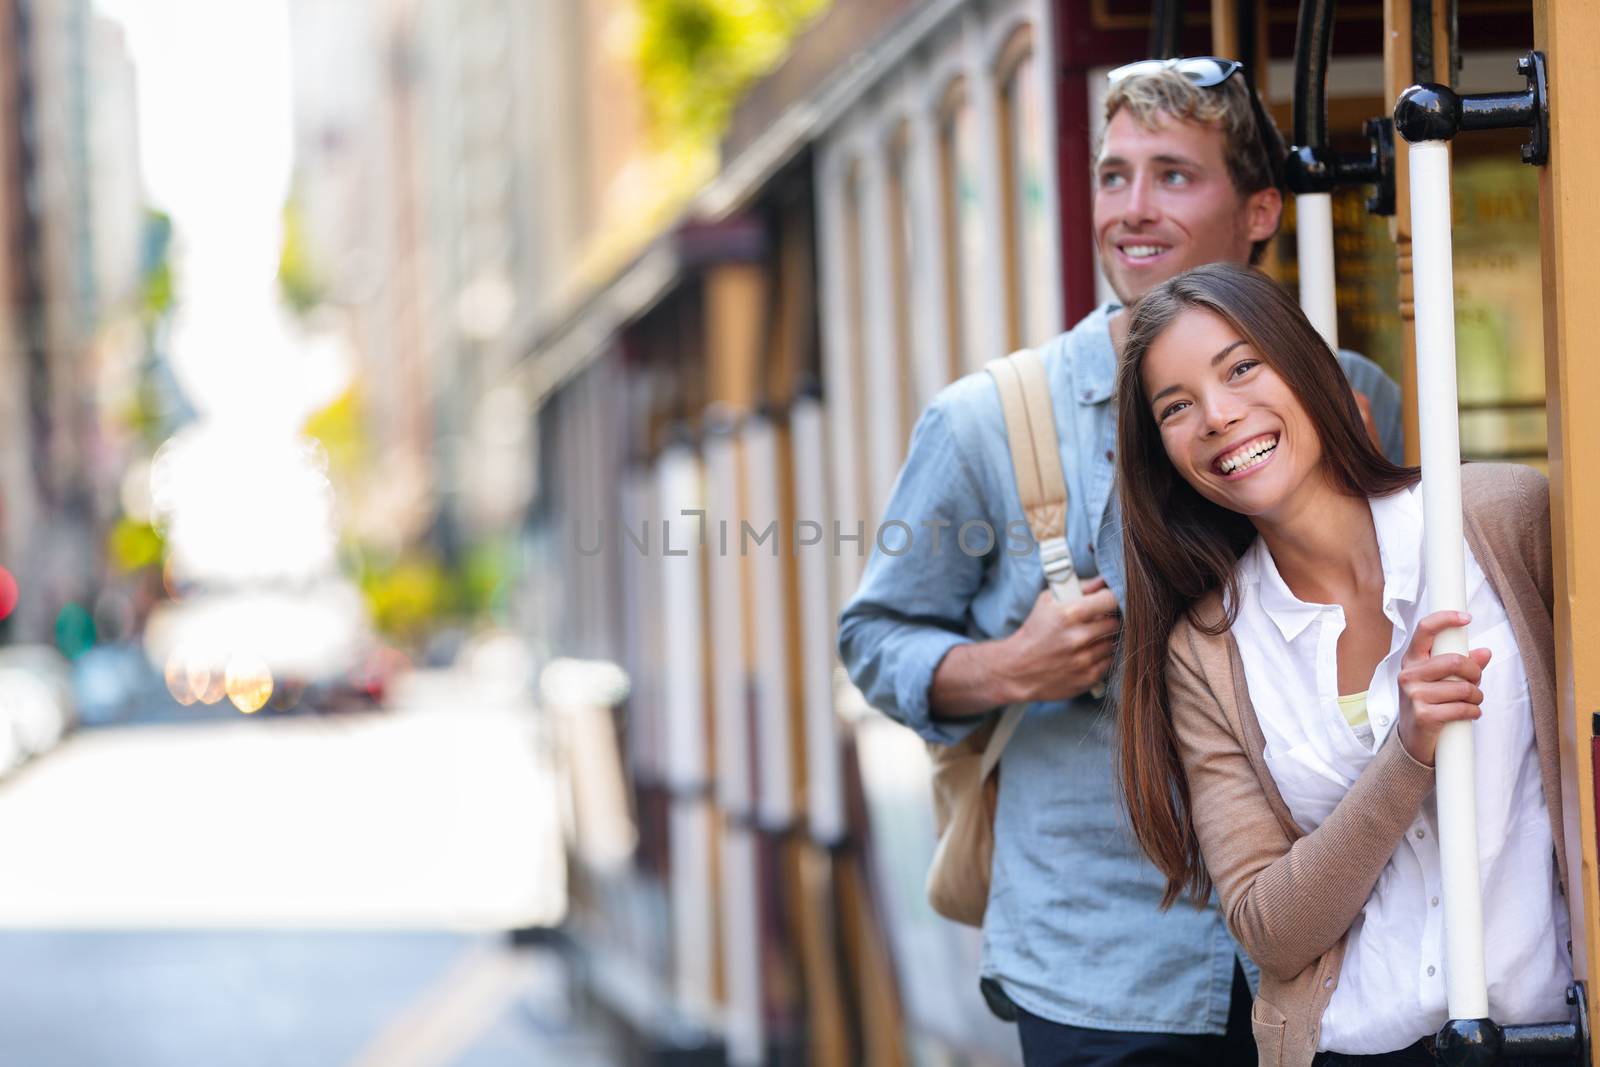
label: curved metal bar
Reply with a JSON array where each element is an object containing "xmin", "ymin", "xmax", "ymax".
[
  {"xmin": 1283, "ymin": 0, "xmax": 1394, "ymax": 212},
  {"xmin": 1147, "ymin": 0, "xmax": 1183, "ymax": 59},
  {"xmin": 1292, "ymin": 0, "xmax": 1335, "ymax": 154}
]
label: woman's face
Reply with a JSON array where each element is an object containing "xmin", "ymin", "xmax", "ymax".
[{"xmin": 1140, "ymin": 307, "xmax": 1323, "ymax": 522}]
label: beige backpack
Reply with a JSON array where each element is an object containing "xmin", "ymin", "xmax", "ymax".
[{"xmin": 924, "ymin": 348, "xmax": 1095, "ymax": 927}]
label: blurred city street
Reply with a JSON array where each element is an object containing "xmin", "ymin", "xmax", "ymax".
[{"xmin": 0, "ymin": 670, "xmax": 615, "ymax": 1066}]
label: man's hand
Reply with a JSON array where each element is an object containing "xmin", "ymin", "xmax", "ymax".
[
  {"xmin": 928, "ymin": 577, "xmax": 1121, "ymax": 720},
  {"xmin": 1353, "ymin": 389, "xmax": 1381, "ymax": 452},
  {"xmin": 999, "ymin": 577, "xmax": 1121, "ymax": 704}
]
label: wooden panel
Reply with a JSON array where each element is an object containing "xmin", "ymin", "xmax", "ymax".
[
  {"xmin": 1534, "ymin": 1, "xmax": 1600, "ymax": 1051},
  {"xmin": 705, "ymin": 263, "xmax": 767, "ymax": 412}
]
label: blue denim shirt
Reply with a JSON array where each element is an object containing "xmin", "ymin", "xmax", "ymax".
[{"xmin": 837, "ymin": 304, "xmax": 1404, "ymax": 1033}]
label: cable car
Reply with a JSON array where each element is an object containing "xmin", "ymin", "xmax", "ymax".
[{"xmin": 522, "ymin": 0, "xmax": 1600, "ymax": 1062}]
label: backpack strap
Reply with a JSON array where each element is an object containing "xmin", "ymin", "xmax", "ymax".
[
  {"xmin": 981, "ymin": 350, "xmax": 1097, "ymax": 772},
  {"xmin": 987, "ymin": 350, "xmax": 1085, "ymax": 602}
]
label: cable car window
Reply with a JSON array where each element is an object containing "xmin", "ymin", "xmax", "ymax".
[
  {"xmin": 1451, "ymin": 149, "xmax": 1545, "ymax": 469},
  {"xmin": 1273, "ymin": 104, "xmax": 1546, "ymax": 470}
]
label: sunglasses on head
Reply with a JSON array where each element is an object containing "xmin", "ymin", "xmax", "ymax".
[{"xmin": 1105, "ymin": 56, "xmax": 1283, "ymax": 189}]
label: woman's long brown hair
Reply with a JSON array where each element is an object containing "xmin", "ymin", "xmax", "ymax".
[{"xmin": 1114, "ymin": 263, "xmax": 1417, "ymax": 907}]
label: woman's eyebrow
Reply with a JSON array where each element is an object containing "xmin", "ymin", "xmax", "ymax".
[
  {"xmin": 1210, "ymin": 340, "xmax": 1247, "ymax": 366},
  {"xmin": 1148, "ymin": 340, "xmax": 1249, "ymax": 404}
]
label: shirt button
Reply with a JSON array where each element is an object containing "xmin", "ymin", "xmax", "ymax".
[
  {"xmin": 1427, "ymin": 965, "xmax": 1437, "ymax": 977},
  {"xmin": 1323, "ymin": 976, "xmax": 1334, "ymax": 989},
  {"xmin": 1377, "ymin": 715, "xmax": 1389, "ymax": 726},
  {"xmin": 1104, "ymin": 450, "xmax": 1114, "ymax": 461},
  {"xmin": 1415, "ymin": 828, "xmax": 1426, "ymax": 839},
  {"xmin": 1431, "ymin": 897, "xmax": 1439, "ymax": 907}
]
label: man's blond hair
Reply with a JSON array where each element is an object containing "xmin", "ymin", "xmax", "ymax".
[{"xmin": 1102, "ymin": 67, "xmax": 1282, "ymax": 197}]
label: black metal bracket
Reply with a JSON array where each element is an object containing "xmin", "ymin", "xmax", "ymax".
[
  {"xmin": 1284, "ymin": 119, "xmax": 1397, "ymax": 215},
  {"xmin": 1393, "ymin": 50, "xmax": 1549, "ymax": 165},
  {"xmin": 1283, "ymin": 0, "xmax": 1398, "ymax": 214},
  {"xmin": 1434, "ymin": 981, "xmax": 1589, "ymax": 1066}
]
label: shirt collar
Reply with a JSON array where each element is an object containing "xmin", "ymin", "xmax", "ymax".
[
  {"xmin": 1069, "ymin": 303, "xmax": 1121, "ymax": 405},
  {"xmin": 1241, "ymin": 537, "xmax": 1324, "ymax": 642},
  {"xmin": 1239, "ymin": 484, "xmax": 1423, "ymax": 642},
  {"xmin": 1368, "ymin": 483, "xmax": 1423, "ymax": 609}
]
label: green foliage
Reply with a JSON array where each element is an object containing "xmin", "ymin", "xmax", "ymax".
[
  {"xmin": 351, "ymin": 534, "xmax": 519, "ymax": 642},
  {"xmin": 108, "ymin": 517, "xmax": 166, "ymax": 574},
  {"xmin": 277, "ymin": 192, "xmax": 325, "ymax": 316},
  {"xmin": 140, "ymin": 209, "xmax": 175, "ymax": 325},
  {"xmin": 302, "ymin": 386, "xmax": 366, "ymax": 483},
  {"xmin": 633, "ymin": 0, "xmax": 832, "ymax": 150},
  {"xmin": 359, "ymin": 553, "xmax": 451, "ymax": 641},
  {"xmin": 460, "ymin": 536, "xmax": 518, "ymax": 619}
]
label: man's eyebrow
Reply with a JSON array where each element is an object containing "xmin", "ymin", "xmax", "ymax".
[
  {"xmin": 1147, "ymin": 341, "xmax": 1248, "ymax": 406},
  {"xmin": 1096, "ymin": 152, "xmax": 1205, "ymax": 170}
]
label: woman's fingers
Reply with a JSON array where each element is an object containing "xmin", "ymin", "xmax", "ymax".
[
  {"xmin": 1403, "ymin": 677, "xmax": 1485, "ymax": 710},
  {"xmin": 1403, "ymin": 611, "xmax": 1472, "ymax": 664},
  {"xmin": 1403, "ymin": 648, "xmax": 1492, "ymax": 685},
  {"xmin": 1410, "ymin": 701, "xmax": 1484, "ymax": 724}
]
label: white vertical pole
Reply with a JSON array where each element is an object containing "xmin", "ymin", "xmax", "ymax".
[
  {"xmin": 704, "ymin": 433, "xmax": 752, "ymax": 817},
  {"xmin": 703, "ymin": 429, "xmax": 764, "ymax": 1066},
  {"xmin": 719, "ymin": 823, "xmax": 764, "ymax": 1066},
  {"xmin": 1295, "ymin": 191, "xmax": 1340, "ymax": 350},
  {"xmin": 792, "ymin": 395, "xmax": 847, "ymax": 846},
  {"xmin": 743, "ymin": 415, "xmax": 795, "ymax": 830},
  {"xmin": 655, "ymin": 446, "xmax": 715, "ymax": 1019},
  {"xmin": 1409, "ymin": 138, "xmax": 1488, "ymax": 1020},
  {"xmin": 658, "ymin": 446, "xmax": 707, "ymax": 791}
]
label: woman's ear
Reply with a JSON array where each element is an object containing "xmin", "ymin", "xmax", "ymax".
[{"xmin": 1244, "ymin": 186, "xmax": 1283, "ymax": 244}]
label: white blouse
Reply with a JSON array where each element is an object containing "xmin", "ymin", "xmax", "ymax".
[{"xmin": 1228, "ymin": 483, "xmax": 1571, "ymax": 1055}]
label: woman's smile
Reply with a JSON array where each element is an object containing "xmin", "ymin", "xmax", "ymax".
[{"xmin": 1213, "ymin": 432, "xmax": 1279, "ymax": 477}]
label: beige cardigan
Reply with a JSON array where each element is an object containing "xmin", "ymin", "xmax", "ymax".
[{"xmin": 1166, "ymin": 463, "xmax": 1570, "ymax": 1067}]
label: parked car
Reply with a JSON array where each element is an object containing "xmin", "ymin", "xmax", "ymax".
[{"xmin": 0, "ymin": 645, "xmax": 76, "ymax": 777}]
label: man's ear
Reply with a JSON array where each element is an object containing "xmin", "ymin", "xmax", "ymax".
[{"xmin": 1243, "ymin": 186, "xmax": 1283, "ymax": 244}]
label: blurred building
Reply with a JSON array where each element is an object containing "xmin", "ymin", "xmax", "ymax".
[
  {"xmin": 286, "ymin": 0, "xmax": 562, "ymax": 562},
  {"xmin": 0, "ymin": 0, "xmax": 143, "ymax": 643}
]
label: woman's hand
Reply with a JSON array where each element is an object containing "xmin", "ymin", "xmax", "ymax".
[{"xmin": 1396, "ymin": 610, "xmax": 1492, "ymax": 766}]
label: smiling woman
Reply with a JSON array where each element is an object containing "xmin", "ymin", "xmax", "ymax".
[{"xmin": 1111, "ymin": 263, "xmax": 1572, "ymax": 1066}]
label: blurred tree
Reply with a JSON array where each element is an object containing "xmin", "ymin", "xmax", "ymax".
[
  {"xmin": 107, "ymin": 518, "xmax": 165, "ymax": 574},
  {"xmin": 139, "ymin": 209, "xmax": 175, "ymax": 326},
  {"xmin": 357, "ymin": 551, "xmax": 451, "ymax": 642},
  {"xmin": 277, "ymin": 191, "xmax": 325, "ymax": 316},
  {"xmin": 302, "ymin": 385, "xmax": 367, "ymax": 484},
  {"xmin": 633, "ymin": 0, "xmax": 831, "ymax": 151}
]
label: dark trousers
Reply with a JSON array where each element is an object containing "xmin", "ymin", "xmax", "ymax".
[
  {"xmin": 1016, "ymin": 960, "xmax": 1256, "ymax": 1067},
  {"xmin": 1314, "ymin": 1038, "xmax": 1550, "ymax": 1066},
  {"xmin": 1313, "ymin": 1041, "xmax": 1435, "ymax": 1066}
]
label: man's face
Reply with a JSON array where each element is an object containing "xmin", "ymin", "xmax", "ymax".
[{"xmin": 1093, "ymin": 108, "xmax": 1281, "ymax": 307}]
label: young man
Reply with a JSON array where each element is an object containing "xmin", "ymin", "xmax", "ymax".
[{"xmin": 838, "ymin": 62, "xmax": 1403, "ymax": 1066}]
